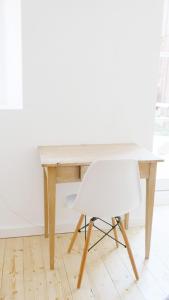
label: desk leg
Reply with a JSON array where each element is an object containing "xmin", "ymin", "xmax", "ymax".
[
  {"xmin": 48, "ymin": 167, "xmax": 56, "ymax": 269},
  {"xmin": 43, "ymin": 168, "xmax": 48, "ymax": 238},
  {"xmin": 145, "ymin": 162, "xmax": 157, "ymax": 259}
]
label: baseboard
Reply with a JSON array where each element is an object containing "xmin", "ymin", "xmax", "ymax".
[
  {"xmin": 0, "ymin": 219, "xmax": 144, "ymax": 238},
  {"xmin": 0, "ymin": 225, "xmax": 44, "ymax": 238},
  {"xmin": 0, "ymin": 223, "xmax": 82, "ymax": 238}
]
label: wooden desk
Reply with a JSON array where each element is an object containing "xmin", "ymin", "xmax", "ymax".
[{"xmin": 39, "ymin": 143, "xmax": 162, "ymax": 269}]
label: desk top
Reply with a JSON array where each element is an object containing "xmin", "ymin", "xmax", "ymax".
[{"xmin": 38, "ymin": 143, "xmax": 162, "ymax": 166}]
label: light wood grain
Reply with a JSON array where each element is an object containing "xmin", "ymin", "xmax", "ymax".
[
  {"xmin": 112, "ymin": 217, "xmax": 119, "ymax": 248},
  {"xmin": 77, "ymin": 221, "xmax": 94, "ymax": 288},
  {"xmin": 55, "ymin": 165, "xmax": 80, "ymax": 183},
  {"xmin": 0, "ymin": 238, "xmax": 24, "ymax": 299},
  {"xmin": 79, "ymin": 231, "xmax": 121, "ymax": 299},
  {"xmin": 43, "ymin": 167, "xmax": 48, "ymax": 238},
  {"xmin": 94, "ymin": 230, "xmax": 145, "ymax": 300},
  {"xmin": 119, "ymin": 220, "xmax": 139, "ymax": 280},
  {"xmin": 48, "ymin": 167, "xmax": 57, "ymax": 269},
  {"xmin": 145, "ymin": 162, "xmax": 157, "ymax": 258},
  {"xmin": 23, "ymin": 237, "xmax": 35, "ymax": 300},
  {"xmin": 23, "ymin": 236, "xmax": 52, "ymax": 300},
  {"xmin": 68, "ymin": 214, "xmax": 84, "ymax": 253},
  {"xmin": 39, "ymin": 143, "xmax": 162, "ymax": 166},
  {"xmin": 0, "ymin": 239, "xmax": 5, "ymax": 294},
  {"xmin": 124, "ymin": 213, "xmax": 129, "ymax": 229},
  {"xmin": 139, "ymin": 162, "xmax": 150, "ymax": 179},
  {"xmin": 41, "ymin": 235, "xmax": 73, "ymax": 300},
  {"xmin": 1, "ymin": 206, "xmax": 169, "ymax": 299},
  {"xmin": 60, "ymin": 232, "xmax": 95, "ymax": 299},
  {"xmin": 39, "ymin": 143, "xmax": 162, "ymax": 270}
]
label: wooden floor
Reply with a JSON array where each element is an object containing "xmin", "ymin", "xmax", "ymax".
[{"xmin": 0, "ymin": 206, "xmax": 169, "ymax": 300}]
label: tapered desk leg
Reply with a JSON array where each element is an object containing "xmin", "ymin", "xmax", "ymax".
[
  {"xmin": 145, "ymin": 162, "xmax": 157, "ymax": 259},
  {"xmin": 48, "ymin": 167, "xmax": 56, "ymax": 269},
  {"xmin": 43, "ymin": 168, "xmax": 48, "ymax": 238}
]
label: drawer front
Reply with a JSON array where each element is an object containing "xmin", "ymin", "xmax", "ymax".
[
  {"xmin": 80, "ymin": 165, "xmax": 89, "ymax": 180},
  {"xmin": 56, "ymin": 166, "xmax": 80, "ymax": 183},
  {"xmin": 47, "ymin": 162, "xmax": 149, "ymax": 183},
  {"xmin": 139, "ymin": 162, "xmax": 150, "ymax": 179},
  {"xmin": 80, "ymin": 163, "xmax": 149, "ymax": 180}
]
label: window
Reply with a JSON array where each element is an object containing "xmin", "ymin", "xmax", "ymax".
[
  {"xmin": 155, "ymin": 0, "xmax": 169, "ymax": 134},
  {"xmin": 0, "ymin": 0, "xmax": 22, "ymax": 110},
  {"xmin": 154, "ymin": 0, "xmax": 169, "ymax": 203}
]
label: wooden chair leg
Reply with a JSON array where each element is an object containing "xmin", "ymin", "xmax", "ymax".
[
  {"xmin": 124, "ymin": 213, "xmax": 129, "ymax": 229},
  {"xmin": 112, "ymin": 218, "xmax": 119, "ymax": 248},
  {"xmin": 68, "ymin": 214, "xmax": 84, "ymax": 253},
  {"xmin": 77, "ymin": 220, "xmax": 93, "ymax": 289},
  {"xmin": 119, "ymin": 220, "xmax": 139, "ymax": 280}
]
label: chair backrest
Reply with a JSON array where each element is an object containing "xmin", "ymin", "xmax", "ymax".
[{"xmin": 74, "ymin": 159, "xmax": 142, "ymax": 218}]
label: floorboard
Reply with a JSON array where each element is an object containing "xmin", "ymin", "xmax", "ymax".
[{"xmin": 0, "ymin": 206, "xmax": 169, "ymax": 300}]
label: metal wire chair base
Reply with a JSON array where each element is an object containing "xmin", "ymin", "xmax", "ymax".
[{"xmin": 78, "ymin": 216, "xmax": 126, "ymax": 252}]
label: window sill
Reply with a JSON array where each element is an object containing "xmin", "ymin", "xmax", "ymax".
[{"xmin": 0, "ymin": 104, "xmax": 23, "ymax": 110}]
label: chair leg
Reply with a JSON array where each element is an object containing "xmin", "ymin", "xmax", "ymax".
[
  {"xmin": 119, "ymin": 220, "xmax": 139, "ymax": 280},
  {"xmin": 77, "ymin": 220, "xmax": 94, "ymax": 289},
  {"xmin": 68, "ymin": 214, "xmax": 84, "ymax": 253},
  {"xmin": 124, "ymin": 213, "xmax": 129, "ymax": 229},
  {"xmin": 112, "ymin": 218, "xmax": 119, "ymax": 248}
]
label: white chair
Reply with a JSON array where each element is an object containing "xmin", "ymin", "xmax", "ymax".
[{"xmin": 66, "ymin": 159, "xmax": 142, "ymax": 288}]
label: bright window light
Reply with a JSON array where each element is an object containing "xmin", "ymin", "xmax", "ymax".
[{"xmin": 0, "ymin": 0, "xmax": 22, "ymax": 110}]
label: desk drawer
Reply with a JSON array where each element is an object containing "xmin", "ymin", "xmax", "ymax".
[
  {"xmin": 80, "ymin": 163, "xmax": 149, "ymax": 180},
  {"xmin": 139, "ymin": 162, "xmax": 150, "ymax": 179},
  {"xmin": 80, "ymin": 165, "xmax": 89, "ymax": 180},
  {"xmin": 56, "ymin": 166, "xmax": 80, "ymax": 183},
  {"xmin": 80, "ymin": 163, "xmax": 149, "ymax": 181}
]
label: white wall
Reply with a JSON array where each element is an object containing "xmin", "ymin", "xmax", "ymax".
[
  {"xmin": 0, "ymin": 0, "xmax": 22, "ymax": 109},
  {"xmin": 0, "ymin": 0, "xmax": 163, "ymax": 237}
]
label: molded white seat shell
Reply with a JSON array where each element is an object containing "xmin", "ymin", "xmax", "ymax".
[{"xmin": 66, "ymin": 160, "xmax": 142, "ymax": 218}]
